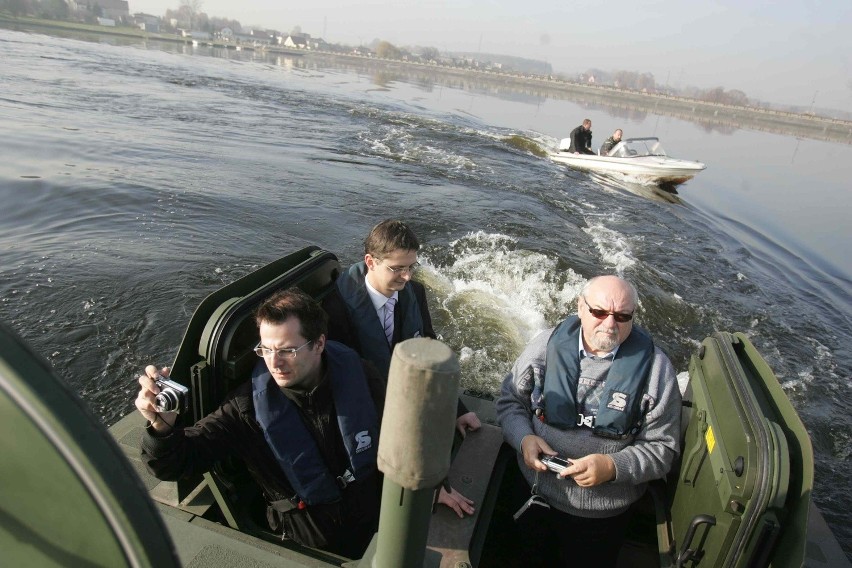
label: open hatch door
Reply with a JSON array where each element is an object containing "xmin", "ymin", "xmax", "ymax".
[
  {"xmin": 0, "ymin": 322, "xmax": 181, "ymax": 567},
  {"xmin": 669, "ymin": 332, "xmax": 814, "ymax": 568}
]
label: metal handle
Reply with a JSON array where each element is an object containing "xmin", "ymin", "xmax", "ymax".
[{"xmin": 676, "ymin": 514, "xmax": 717, "ymax": 568}]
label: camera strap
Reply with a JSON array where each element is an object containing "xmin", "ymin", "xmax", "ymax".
[{"xmin": 513, "ymin": 470, "xmax": 550, "ymax": 522}]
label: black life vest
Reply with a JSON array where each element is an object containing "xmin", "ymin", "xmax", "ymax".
[
  {"xmin": 335, "ymin": 261, "xmax": 425, "ymax": 376},
  {"xmin": 543, "ymin": 316, "xmax": 654, "ymax": 438},
  {"xmin": 252, "ymin": 341, "xmax": 379, "ymax": 505}
]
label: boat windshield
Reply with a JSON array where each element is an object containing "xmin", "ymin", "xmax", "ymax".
[{"xmin": 609, "ymin": 138, "xmax": 668, "ymax": 158}]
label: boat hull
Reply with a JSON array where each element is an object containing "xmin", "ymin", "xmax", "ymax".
[{"xmin": 550, "ymin": 151, "xmax": 706, "ymax": 187}]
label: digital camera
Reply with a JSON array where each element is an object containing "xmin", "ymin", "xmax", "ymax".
[
  {"xmin": 540, "ymin": 455, "xmax": 572, "ymax": 475},
  {"xmin": 154, "ymin": 376, "xmax": 189, "ymax": 414}
]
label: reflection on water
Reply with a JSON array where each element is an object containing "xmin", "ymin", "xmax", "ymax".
[{"xmin": 588, "ymin": 173, "xmax": 683, "ymax": 204}]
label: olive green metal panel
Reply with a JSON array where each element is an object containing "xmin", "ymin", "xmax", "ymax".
[
  {"xmin": 670, "ymin": 332, "xmax": 812, "ymax": 568},
  {"xmin": 731, "ymin": 333, "xmax": 813, "ymax": 568},
  {"xmin": 0, "ymin": 323, "xmax": 180, "ymax": 567}
]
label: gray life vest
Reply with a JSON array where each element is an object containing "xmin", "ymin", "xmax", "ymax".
[{"xmin": 543, "ymin": 316, "xmax": 654, "ymax": 438}]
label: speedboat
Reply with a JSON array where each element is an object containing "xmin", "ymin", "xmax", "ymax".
[
  {"xmin": 3, "ymin": 247, "xmax": 850, "ymax": 567},
  {"xmin": 551, "ymin": 137, "xmax": 707, "ymax": 188}
]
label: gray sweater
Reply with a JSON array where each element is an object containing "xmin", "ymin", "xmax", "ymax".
[{"xmin": 496, "ymin": 327, "xmax": 681, "ymax": 518}]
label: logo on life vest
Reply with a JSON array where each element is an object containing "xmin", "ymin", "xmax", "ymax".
[
  {"xmin": 606, "ymin": 392, "xmax": 629, "ymax": 412},
  {"xmin": 354, "ymin": 430, "xmax": 372, "ymax": 453},
  {"xmin": 576, "ymin": 413, "xmax": 595, "ymax": 428}
]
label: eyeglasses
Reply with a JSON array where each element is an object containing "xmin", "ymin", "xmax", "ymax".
[
  {"xmin": 254, "ymin": 339, "xmax": 313, "ymax": 359},
  {"xmin": 583, "ymin": 297, "xmax": 634, "ymax": 323},
  {"xmin": 382, "ymin": 262, "xmax": 420, "ymax": 275}
]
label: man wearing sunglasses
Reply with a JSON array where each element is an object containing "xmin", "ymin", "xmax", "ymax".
[
  {"xmin": 496, "ymin": 275, "xmax": 681, "ymax": 567},
  {"xmin": 323, "ymin": 218, "xmax": 481, "ymax": 518},
  {"xmin": 135, "ymin": 288, "xmax": 385, "ymax": 558}
]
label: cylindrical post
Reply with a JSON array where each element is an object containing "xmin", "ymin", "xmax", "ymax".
[
  {"xmin": 369, "ymin": 338, "xmax": 460, "ymax": 568},
  {"xmin": 371, "ymin": 481, "xmax": 436, "ymax": 568}
]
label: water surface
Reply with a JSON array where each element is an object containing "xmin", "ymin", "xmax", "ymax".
[{"xmin": 1, "ymin": 29, "xmax": 849, "ymax": 557}]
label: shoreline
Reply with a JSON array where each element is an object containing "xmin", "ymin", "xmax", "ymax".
[{"xmin": 3, "ymin": 15, "xmax": 851, "ymax": 144}]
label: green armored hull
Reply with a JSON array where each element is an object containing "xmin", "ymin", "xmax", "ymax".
[{"xmin": 1, "ymin": 247, "xmax": 848, "ymax": 567}]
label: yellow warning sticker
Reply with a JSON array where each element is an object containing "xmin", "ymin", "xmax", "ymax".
[{"xmin": 705, "ymin": 425, "xmax": 716, "ymax": 454}]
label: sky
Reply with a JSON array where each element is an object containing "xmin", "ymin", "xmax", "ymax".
[{"xmin": 131, "ymin": 0, "xmax": 852, "ymax": 115}]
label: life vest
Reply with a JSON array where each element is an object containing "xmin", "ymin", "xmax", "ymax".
[
  {"xmin": 335, "ymin": 261, "xmax": 425, "ymax": 376},
  {"xmin": 252, "ymin": 341, "xmax": 379, "ymax": 505},
  {"xmin": 543, "ymin": 316, "xmax": 654, "ymax": 438}
]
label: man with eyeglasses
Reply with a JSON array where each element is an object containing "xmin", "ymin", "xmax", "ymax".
[
  {"xmin": 322, "ymin": 218, "xmax": 481, "ymax": 517},
  {"xmin": 495, "ymin": 275, "xmax": 681, "ymax": 567},
  {"xmin": 135, "ymin": 288, "xmax": 385, "ymax": 558}
]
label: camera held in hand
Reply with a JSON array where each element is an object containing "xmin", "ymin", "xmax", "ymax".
[
  {"xmin": 540, "ymin": 455, "xmax": 572, "ymax": 475},
  {"xmin": 154, "ymin": 376, "xmax": 189, "ymax": 414}
]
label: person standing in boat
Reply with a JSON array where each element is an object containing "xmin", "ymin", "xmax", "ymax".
[
  {"xmin": 136, "ymin": 288, "xmax": 385, "ymax": 558},
  {"xmin": 322, "ymin": 218, "xmax": 481, "ymax": 518},
  {"xmin": 599, "ymin": 128, "xmax": 623, "ymax": 156},
  {"xmin": 496, "ymin": 275, "xmax": 681, "ymax": 567},
  {"xmin": 567, "ymin": 118, "xmax": 595, "ymax": 154}
]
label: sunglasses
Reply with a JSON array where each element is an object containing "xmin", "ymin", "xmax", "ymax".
[{"xmin": 583, "ymin": 297, "xmax": 634, "ymax": 323}]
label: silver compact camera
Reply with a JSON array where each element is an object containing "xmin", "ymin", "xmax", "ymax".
[
  {"xmin": 540, "ymin": 455, "xmax": 572, "ymax": 475},
  {"xmin": 154, "ymin": 376, "xmax": 189, "ymax": 414}
]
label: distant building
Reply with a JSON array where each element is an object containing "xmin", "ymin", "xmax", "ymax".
[
  {"xmin": 247, "ymin": 29, "xmax": 274, "ymax": 45},
  {"xmin": 283, "ymin": 33, "xmax": 309, "ymax": 49},
  {"xmin": 67, "ymin": 0, "xmax": 128, "ymax": 20},
  {"xmin": 97, "ymin": 17, "xmax": 116, "ymax": 26},
  {"xmin": 306, "ymin": 37, "xmax": 327, "ymax": 50},
  {"xmin": 96, "ymin": 0, "xmax": 129, "ymax": 21},
  {"xmin": 132, "ymin": 13, "xmax": 160, "ymax": 33}
]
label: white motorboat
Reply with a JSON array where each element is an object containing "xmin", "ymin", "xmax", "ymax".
[{"xmin": 550, "ymin": 137, "xmax": 706, "ymax": 188}]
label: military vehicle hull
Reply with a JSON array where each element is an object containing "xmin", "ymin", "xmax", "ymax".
[{"xmin": 2, "ymin": 246, "xmax": 849, "ymax": 567}]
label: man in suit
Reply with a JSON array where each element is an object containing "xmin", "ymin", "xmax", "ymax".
[{"xmin": 323, "ymin": 219, "xmax": 481, "ymax": 517}]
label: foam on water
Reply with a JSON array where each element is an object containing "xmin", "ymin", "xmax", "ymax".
[
  {"xmin": 359, "ymin": 124, "xmax": 478, "ymax": 172},
  {"xmin": 419, "ymin": 230, "xmax": 585, "ymax": 393},
  {"xmin": 582, "ymin": 221, "xmax": 638, "ymax": 274}
]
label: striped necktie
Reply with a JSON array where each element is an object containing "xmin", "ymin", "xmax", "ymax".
[{"xmin": 383, "ymin": 297, "xmax": 396, "ymax": 346}]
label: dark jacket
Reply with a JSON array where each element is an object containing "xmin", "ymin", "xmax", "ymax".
[
  {"xmin": 141, "ymin": 349, "xmax": 386, "ymax": 558},
  {"xmin": 323, "ymin": 268, "xmax": 468, "ymax": 416},
  {"xmin": 600, "ymin": 135, "xmax": 620, "ymax": 156},
  {"xmin": 568, "ymin": 124, "xmax": 594, "ymax": 154},
  {"xmin": 323, "ymin": 271, "xmax": 436, "ymax": 356},
  {"xmin": 325, "ymin": 262, "xmax": 432, "ymax": 377}
]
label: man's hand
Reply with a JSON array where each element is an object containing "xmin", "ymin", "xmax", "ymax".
[
  {"xmin": 437, "ymin": 486, "xmax": 475, "ymax": 518},
  {"xmin": 135, "ymin": 365, "xmax": 177, "ymax": 434},
  {"xmin": 456, "ymin": 411, "xmax": 481, "ymax": 438},
  {"xmin": 560, "ymin": 454, "xmax": 615, "ymax": 487},
  {"xmin": 520, "ymin": 434, "xmax": 557, "ymax": 472}
]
